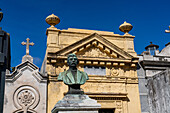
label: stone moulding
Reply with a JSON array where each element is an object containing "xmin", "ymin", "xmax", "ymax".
[
  {"xmin": 48, "ymin": 33, "xmax": 135, "ymax": 59},
  {"xmin": 85, "ymin": 92, "xmax": 128, "ymax": 112},
  {"xmin": 85, "ymin": 92, "xmax": 128, "ymax": 98},
  {"xmin": 49, "ymin": 75, "xmax": 138, "ymax": 84},
  {"xmin": 46, "ymin": 27, "xmax": 136, "ymax": 37},
  {"xmin": 5, "ymin": 61, "xmax": 47, "ymax": 83},
  {"xmin": 13, "ymin": 109, "xmax": 37, "ymax": 113},
  {"xmin": 48, "ymin": 55, "xmax": 138, "ymax": 63}
]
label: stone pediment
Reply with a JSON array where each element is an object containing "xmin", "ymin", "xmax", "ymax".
[
  {"xmin": 6, "ymin": 60, "xmax": 47, "ymax": 83},
  {"xmin": 51, "ymin": 33, "xmax": 134, "ymax": 60}
]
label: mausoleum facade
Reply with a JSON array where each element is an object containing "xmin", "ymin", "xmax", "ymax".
[
  {"xmin": 3, "ymin": 40, "xmax": 47, "ymax": 113},
  {"xmin": 41, "ymin": 14, "xmax": 141, "ymax": 113}
]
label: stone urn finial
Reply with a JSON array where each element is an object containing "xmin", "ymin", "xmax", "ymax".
[
  {"xmin": 119, "ymin": 21, "xmax": 133, "ymax": 35},
  {"xmin": 45, "ymin": 14, "xmax": 60, "ymax": 27}
]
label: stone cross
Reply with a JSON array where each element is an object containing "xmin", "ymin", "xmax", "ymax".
[
  {"xmin": 165, "ymin": 26, "xmax": 170, "ymax": 33},
  {"xmin": 21, "ymin": 38, "xmax": 34, "ymax": 55}
]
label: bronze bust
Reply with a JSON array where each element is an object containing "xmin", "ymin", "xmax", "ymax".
[{"xmin": 58, "ymin": 53, "xmax": 89, "ymax": 94}]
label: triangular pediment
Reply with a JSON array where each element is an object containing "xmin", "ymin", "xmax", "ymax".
[
  {"xmin": 6, "ymin": 61, "xmax": 47, "ymax": 83},
  {"xmin": 53, "ymin": 33, "xmax": 134, "ymax": 60}
]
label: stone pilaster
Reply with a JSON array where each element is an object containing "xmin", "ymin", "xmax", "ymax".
[{"xmin": 46, "ymin": 27, "xmax": 60, "ymax": 53}]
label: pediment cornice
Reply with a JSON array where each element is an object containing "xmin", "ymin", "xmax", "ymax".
[
  {"xmin": 47, "ymin": 33, "xmax": 138, "ymax": 66},
  {"xmin": 6, "ymin": 61, "xmax": 47, "ymax": 83}
]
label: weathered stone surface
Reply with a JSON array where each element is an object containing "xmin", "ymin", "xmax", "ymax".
[
  {"xmin": 3, "ymin": 60, "xmax": 47, "ymax": 113},
  {"xmin": 137, "ymin": 60, "xmax": 149, "ymax": 113},
  {"xmin": 147, "ymin": 69, "xmax": 170, "ymax": 113},
  {"xmin": 157, "ymin": 44, "xmax": 170, "ymax": 57},
  {"xmin": 51, "ymin": 94, "xmax": 101, "ymax": 113},
  {"xmin": 138, "ymin": 42, "xmax": 170, "ymax": 113}
]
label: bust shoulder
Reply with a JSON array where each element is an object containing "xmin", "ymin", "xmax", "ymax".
[
  {"xmin": 59, "ymin": 71, "xmax": 67, "ymax": 76},
  {"xmin": 78, "ymin": 70, "xmax": 89, "ymax": 80},
  {"xmin": 58, "ymin": 71, "xmax": 67, "ymax": 81},
  {"xmin": 80, "ymin": 71, "xmax": 87, "ymax": 75}
]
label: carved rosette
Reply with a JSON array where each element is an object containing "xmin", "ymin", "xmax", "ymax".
[
  {"xmin": 18, "ymin": 90, "xmax": 35, "ymax": 107},
  {"xmin": 111, "ymin": 68, "xmax": 119, "ymax": 76},
  {"xmin": 13, "ymin": 86, "xmax": 40, "ymax": 112}
]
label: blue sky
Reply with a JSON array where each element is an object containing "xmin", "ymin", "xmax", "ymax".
[{"xmin": 1, "ymin": 0, "xmax": 170, "ymax": 68}]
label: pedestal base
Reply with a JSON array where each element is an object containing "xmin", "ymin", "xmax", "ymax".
[{"xmin": 51, "ymin": 94, "xmax": 101, "ymax": 113}]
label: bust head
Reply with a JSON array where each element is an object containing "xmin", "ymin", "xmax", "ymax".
[
  {"xmin": 58, "ymin": 53, "xmax": 89, "ymax": 94},
  {"xmin": 67, "ymin": 53, "xmax": 78, "ymax": 67}
]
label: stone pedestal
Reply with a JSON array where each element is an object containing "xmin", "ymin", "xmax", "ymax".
[
  {"xmin": 51, "ymin": 94, "xmax": 101, "ymax": 113},
  {"xmin": 22, "ymin": 55, "xmax": 33, "ymax": 63}
]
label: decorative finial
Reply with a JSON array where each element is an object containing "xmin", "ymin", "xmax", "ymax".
[
  {"xmin": 0, "ymin": 8, "xmax": 3, "ymax": 23},
  {"xmin": 119, "ymin": 21, "xmax": 133, "ymax": 35},
  {"xmin": 165, "ymin": 25, "xmax": 170, "ymax": 33},
  {"xmin": 21, "ymin": 38, "xmax": 34, "ymax": 55},
  {"xmin": 45, "ymin": 14, "xmax": 60, "ymax": 27},
  {"xmin": 150, "ymin": 42, "xmax": 152, "ymax": 44}
]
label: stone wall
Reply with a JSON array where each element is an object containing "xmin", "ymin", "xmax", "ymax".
[
  {"xmin": 137, "ymin": 62, "xmax": 149, "ymax": 113},
  {"xmin": 147, "ymin": 68, "xmax": 170, "ymax": 113}
]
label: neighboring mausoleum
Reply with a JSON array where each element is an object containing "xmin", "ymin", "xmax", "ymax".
[
  {"xmin": 3, "ymin": 38, "xmax": 47, "ymax": 113},
  {"xmin": 138, "ymin": 40, "xmax": 170, "ymax": 113}
]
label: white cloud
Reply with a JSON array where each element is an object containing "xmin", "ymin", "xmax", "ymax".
[{"xmin": 33, "ymin": 57, "xmax": 42, "ymax": 66}]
